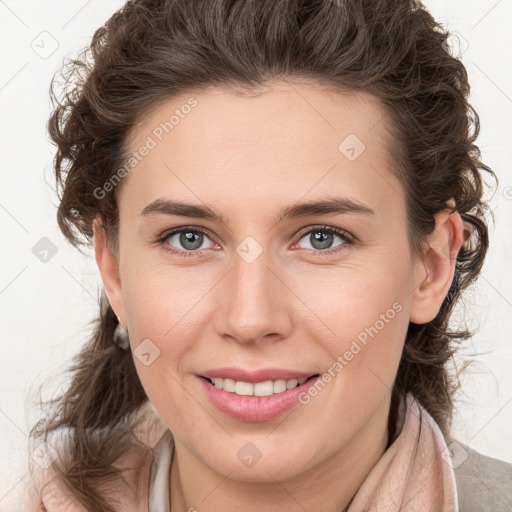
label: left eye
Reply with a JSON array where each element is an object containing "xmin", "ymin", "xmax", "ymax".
[{"xmin": 294, "ymin": 227, "xmax": 351, "ymax": 252}]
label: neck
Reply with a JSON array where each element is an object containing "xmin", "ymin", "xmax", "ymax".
[{"xmin": 169, "ymin": 394, "xmax": 392, "ymax": 512}]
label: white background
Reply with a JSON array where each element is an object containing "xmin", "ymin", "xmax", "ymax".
[{"xmin": 1, "ymin": 1, "xmax": 511, "ymax": 509}]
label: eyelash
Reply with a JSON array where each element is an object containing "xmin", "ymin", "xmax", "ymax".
[{"xmin": 154, "ymin": 225, "xmax": 355, "ymax": 259}]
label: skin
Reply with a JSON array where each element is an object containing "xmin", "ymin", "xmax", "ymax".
[{"xmin": 93, "ymin": 79, "xmax": 465, "ymax": 512}]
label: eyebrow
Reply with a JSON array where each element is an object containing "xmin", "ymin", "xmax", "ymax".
[{"xmin": 140, "ymin": 196, "xmax": 375, "ymax": 224}]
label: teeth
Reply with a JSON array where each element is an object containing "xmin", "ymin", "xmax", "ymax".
[{"xmin": 209, "ymin": 377, "xmax": 310, "ymax": 396}]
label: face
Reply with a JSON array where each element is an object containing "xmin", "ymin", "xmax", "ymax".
[{"xmin": 95, "ymin": 80, "xmax": 452, "ymax": 483}]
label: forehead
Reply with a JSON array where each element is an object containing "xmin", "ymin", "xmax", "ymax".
[
  {"xmin": 128, "ymin": 80, "xmax": 389, "ymax": 157},
  {"xmin": 119, "ymin": 80, "xmax": 403, "ymax": 225}
]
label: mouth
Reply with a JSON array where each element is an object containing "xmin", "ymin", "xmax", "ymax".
[{"xmin": 199, "ymin": 373, "xmax": 320, "ymax": 397}]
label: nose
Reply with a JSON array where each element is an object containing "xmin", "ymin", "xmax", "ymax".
[{"xmin": 213, "ymin": 242, "xmax": 292, "ymax": 346}]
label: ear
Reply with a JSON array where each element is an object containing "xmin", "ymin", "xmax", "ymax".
[
  {"xmin": 409, "ymin": 206, "xmax": 466, "ymax": 324},
  {"xmin": 93, "ymin": 214, "xmax": 126, "ymax": 325}
]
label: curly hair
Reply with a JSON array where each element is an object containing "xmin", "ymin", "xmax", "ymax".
[{"xmin": 29, "ymin": 0, "xmax": 496, "ymax": 510}]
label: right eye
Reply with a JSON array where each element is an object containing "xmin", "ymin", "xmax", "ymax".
[{"xmin": 157, "ymin": 226, "xmax": 219, "ymax": 257}]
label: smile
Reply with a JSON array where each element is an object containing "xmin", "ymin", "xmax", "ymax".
[{"xmin": 201, "ymin": 374, "xmax": 320, "ymax": 397}]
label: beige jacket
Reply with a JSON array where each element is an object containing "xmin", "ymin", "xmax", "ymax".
[{"xmin": 445, "ymin": 434, "xmax": 512, "ymax": 512}]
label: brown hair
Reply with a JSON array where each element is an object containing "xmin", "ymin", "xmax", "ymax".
[{"xmin": 29, "ymin": 0, "xmax": 496, "ymax": 510}]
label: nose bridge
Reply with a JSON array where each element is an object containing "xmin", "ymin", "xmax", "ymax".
[{"xmin": 215, "ymin": 238, "xmax": 289, "ymax": 343}]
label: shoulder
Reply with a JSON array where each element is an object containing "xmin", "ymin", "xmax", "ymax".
[
  {"xmin": 444, "ymin": 435, "xmax": 512, "ymax": 512},
  {"xmin": 24, "ymin": 412, "xmax": 168, "ymax": 512},
  {"xmin": 25, "ymin": 446, "xmax": 155, "ymax": 512}
]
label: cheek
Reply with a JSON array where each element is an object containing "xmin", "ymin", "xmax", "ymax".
[
  {"xmin": 298, "ymin": 259, "xmax": 408, "ymax": 334},
  {"xmin": 121, "ymin": 251, "xmax": 207, "ymax": 337},
  {"xmin": 122, "ymin": 269, "xmax": 202, "ymax": 424},
  {"xmin": 302, "ymin": 260, "xmax": 410, "ymax": 383},
  {"xmin": 121, "ymin": 265, "xmax": 212, "ymax": 411}
]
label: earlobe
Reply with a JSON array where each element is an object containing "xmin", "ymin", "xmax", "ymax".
[
  {"xmin": 409, "ymin": 206, "xmax": 466, "ymax": 324},
  {"xmin": 93, "ymin": 214, "xmax": 126, "ymax": 324}
]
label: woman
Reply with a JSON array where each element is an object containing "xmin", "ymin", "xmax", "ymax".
[{"xmin": 25, "ymin": 0, "xmax": 512, "ymax": 511}]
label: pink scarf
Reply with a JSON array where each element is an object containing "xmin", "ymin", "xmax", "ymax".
[{"xmin": 346, "ymin": 392, "xmax": 459, "ymax": 511}]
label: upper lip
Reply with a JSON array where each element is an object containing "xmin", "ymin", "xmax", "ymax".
[{"xmin": 199, "ymin": 367, "xmax": 319, "ymax": 383}]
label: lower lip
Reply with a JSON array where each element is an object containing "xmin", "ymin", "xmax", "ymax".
[{"xmin": 198, "ymin": 375, "xmax": 321, "ymax": 422}]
